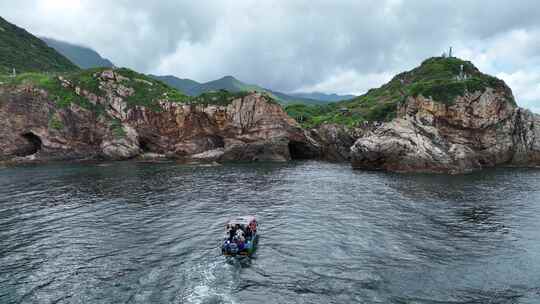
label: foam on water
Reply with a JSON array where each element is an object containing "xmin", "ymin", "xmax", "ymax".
[{"xmin": 181, "ymin": 260, "xmax": 238, "ymax": 304}]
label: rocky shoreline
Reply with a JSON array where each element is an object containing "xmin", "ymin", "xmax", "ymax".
[
  {"xmin": 1, "ymin": 14, "xmax": 539, "ymax": 175},
  {"xmin": 1, "ymin": 68, "xmax": 539, "ymax": 174},
  {"xmin": 0, "ymin": 70, "xmax": 324, "ymax": 164}
]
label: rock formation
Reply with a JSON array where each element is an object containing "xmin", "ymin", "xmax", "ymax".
[
  {"xmin": 1, "ymin": 62, "xmax": 539, "ymax": 174},
  {"xmin": 0, "ymin": 70, "xmax": 319, "ymax": 163},
  {"xmin": 307, "ymin": 124, "xmax": 365, "ymax": 162},
  {"xmin": 351, "ymin": 89, "xmax": 540, "ymax": 173}
]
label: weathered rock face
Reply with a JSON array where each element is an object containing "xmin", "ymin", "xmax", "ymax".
[
  {"xmin": 307, "ymin": 124, "xmax": 365, "ymax": 162},
  {"xmin": 127, "ymin": 93, "xmax": 320, "ymax": 162},
  {"xmin": 0, "ymin": 86, "xmax": 106, "ymax": 162},
  {"xmin": 4, "ymin": 70, "xmax": 538, "ymax": 173},
  {"xmin": 0, "ymin": 70, "xmax": 319, "ymax": 163},
  {"xmin": 351, "ymin": 89, "xmax": 540, "ymax": 173}
]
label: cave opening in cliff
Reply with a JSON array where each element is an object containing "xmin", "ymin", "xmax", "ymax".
[
  {"xmin": 17, "ymin": 132, "xmax": 42, "ymax": 156},
  {"xmin": 139, "ymin": 139, "xmax": 152, "ymax": 153},
  {"xmin": 288, "ymin": 141, "xmax": 314, "ymax": 160}
]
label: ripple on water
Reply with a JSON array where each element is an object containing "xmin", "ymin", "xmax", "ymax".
[{"xmin": 1, "ymin": 162, "xmax": 540, "ymax": 303}]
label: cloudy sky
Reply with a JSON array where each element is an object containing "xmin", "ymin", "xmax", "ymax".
[{"xmin": 1, "ymin": 0, "xmax": 539, "ymax": 112}]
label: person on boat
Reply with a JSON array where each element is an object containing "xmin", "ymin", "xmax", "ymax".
[
  {"xmin": 225, "ymin": 224, "xmax": 233, "ymax": 241},
  {"xmin": 235, "ymin": 227, "xmax": 246, "ymax": 250},
  {"xmin": 245, "ymin": 226, "xmax": 252, "ymax": 240},
  {"xmin": 249, "ymin": 221, "xmax": 257, "ymax": 233},
  {"xmin": 229, "ymin": 225, "xmax": 236, "ymax": 241},
  {"xmin": 235, "ymin": 225, "xmax": 245, "ymax": 242}
]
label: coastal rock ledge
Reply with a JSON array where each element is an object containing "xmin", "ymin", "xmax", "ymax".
[
  {"xmin": 351, "ymin": 88, "xmax": 540, "ymax": 174},
  {"xmin": 0, "ymin": 70, "xmax": 320, "ymax": 163}
]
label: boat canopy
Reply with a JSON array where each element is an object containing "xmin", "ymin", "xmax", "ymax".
[{"xmin": 227, "ymin": 216, "xmax": 256, "ymax": 226}]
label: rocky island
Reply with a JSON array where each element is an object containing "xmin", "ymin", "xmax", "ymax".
[
  {"xmin": 348, "ymin": 58, "xmax": 540, "ymax": 173},
  {"xmin": 351, "ymin": 88, "xmax": 540, "ymax": 174},
  {"xmin": 1, "ymin": 15, "xmax": 539, "ymax": 174}
]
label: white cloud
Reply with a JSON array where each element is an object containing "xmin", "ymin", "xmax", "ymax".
[
  {"xmin": 497, "ymin": 71, "xmax": 540, "ymax": 102},
  {"xmin": 294, "ymin": 70, "xmax": 395, "ymax": 95}
]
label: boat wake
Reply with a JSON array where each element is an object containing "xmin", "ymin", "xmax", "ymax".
[{"xmin": 179, "ymin": 259, "xmax": 240, "ymax": 304}]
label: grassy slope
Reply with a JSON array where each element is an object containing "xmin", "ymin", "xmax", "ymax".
[
  {"xmin": 0, "ymin": 16, "xmax": 79, "ymax": 74},
  {"xmin": 0, "ymin": 68, "xmax": 272, "ymax": 112},
  {"xmin": 286, "ymin": 57, "xmax": 515, "ymax": 128}
]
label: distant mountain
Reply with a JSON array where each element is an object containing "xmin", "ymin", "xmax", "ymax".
[
  {"xmin": 149, "ymin": 75, "xmax": 201, "ymax": 95},
  {"xmin": 192, "ymin": 75, "xmax": 262, "ymax": 96},
  {"xmin": 0, "ymin": 16, "xmax": 78, "ymax": 74},
  {"xmin": 266, "ymin": 89, "xmax": 329, "ymax": 105},
  {"xmin": 150, "ymin": 74, "xmax": 330, "ymax": 105},
  {"xmin": 153, "ymin": 75, "xmax": 261, "ymax": 97},
  {"xmin": 290, "ymin": 92, "xmax": 356, "ymax": 102},
  {"xmin": 41, "ymin": 37, "xmax": 114, "ymax": 69}
]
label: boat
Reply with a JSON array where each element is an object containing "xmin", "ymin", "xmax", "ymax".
[{"xmin": 222, "ymin": 216, "xmax": 258, "ymax": 256}]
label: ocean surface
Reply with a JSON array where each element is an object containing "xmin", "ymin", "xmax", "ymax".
[{"xmin": 1, "ymin": 161, "xmax": 540, "ymax": 304}]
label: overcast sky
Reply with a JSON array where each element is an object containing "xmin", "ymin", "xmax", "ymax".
[{"xmin": 1, "ymin": 0, "xmax": 539, "ymax": 112}]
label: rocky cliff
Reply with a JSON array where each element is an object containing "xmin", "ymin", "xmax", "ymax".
[
  {"xmin": 0, "ymin": 69, "xmax": 319, "ymax": 163},
  {"xmin": 350, "ymin": 88, "xmax": 540, "ymax": 174},
  {"xmin": 307, "ymin": 124, "xmax": 365, "ymax": 162},
  {"xmin": 2, "ymin": 58, "xmax": 539, "ymax": 174},
  {"xmin": 3, "ymin": 15, "xmax": 538, "ymax": 173}
]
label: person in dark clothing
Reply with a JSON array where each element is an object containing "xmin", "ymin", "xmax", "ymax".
[
  {"xmin": 225, "ymin": 224, "xmax": 231, "ymax": 241},
  {"xmin": 245, "ymin": 226, "xmax": 252, "ymax": 240},
  {"xmin": 229, "ymin": 225, "xmax": 236, "ymax": 241}
]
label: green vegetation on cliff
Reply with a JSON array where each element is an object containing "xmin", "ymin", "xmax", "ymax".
[
  {"xmin": 190, "ymin": 90, "xmax": 252, "ymax": 106},
  {"xmin": 286, "ymin": 57, "xmax": 515, "ymax": 128},
  {"xmin": 115, "ymin": 68, "xmax": 190, "ymax": 109},
  {"xmin": 0, "ymin": 67, "xmax": 272, "ymax": 113},
  {"xmin": 110, "ymin": 118, "xmax": 126, "ymax": 138},
  {"xmin": 113, "ymin": 69, "xmax": 272, "ymax": 108},
  {"xmin": 405, "ymin": 57, "xmax": 514, "ymax": 105},
  {"xmin": 0, "ymin": 71, "xmax": 103, "ymax": 111},
  {"xmin": 0, "ymin": 16, "xmax": 79, "ymax": 74},
  {"xmin": 48, "ymin": 115, "xmax": 64, "ymax": 130}
]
